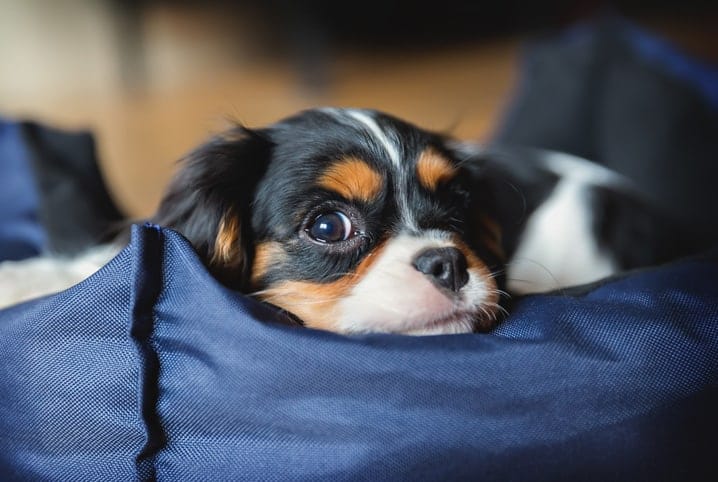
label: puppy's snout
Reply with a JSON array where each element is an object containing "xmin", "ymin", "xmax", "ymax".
[{"xmin": 412, "ymin": 247, "xmax": 469, "ymax": 293}]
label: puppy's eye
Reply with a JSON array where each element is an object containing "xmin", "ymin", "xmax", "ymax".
[{"xmin": 307, "ymin": 211, "xmax": 354, "ymax": 243}]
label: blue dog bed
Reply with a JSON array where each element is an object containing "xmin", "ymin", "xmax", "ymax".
[
  {"xmin": 1, "ymin": 224, "xmax": 716, "ymax": 480},
  {"xmin": 2, "ymin": 15, "xmax": 718, "ymax": 481}
]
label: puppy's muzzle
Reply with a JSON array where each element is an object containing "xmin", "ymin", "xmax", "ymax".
[{"xmin": 412, "ymin": 247, "xmax": 469, "ymax": 293}]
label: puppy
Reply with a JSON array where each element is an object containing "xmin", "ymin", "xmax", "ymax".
[
  {"xmin": 0, "ymin": 108, "xmax": 686, "ymax": 335},
  {"xmin": 152, "ymin": 108, "xmax": 505, "ymax": 335}
]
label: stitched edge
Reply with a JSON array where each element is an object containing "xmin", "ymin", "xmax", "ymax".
[{"xmin": 129, "ymin": 223, "xmax": 166, "ymax": 481}]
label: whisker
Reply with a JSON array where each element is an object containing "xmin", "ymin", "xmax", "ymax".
[
  {"xmin": 504, "ymin": 258, "xmax": 564, "ymax": 293},
  {"xmin": 483, "ymin": 301, "xmax": 509, "ymax": 318},
  {"xmin": 492, "ymin": 288, "xmax": 511, "ymax": 299}
]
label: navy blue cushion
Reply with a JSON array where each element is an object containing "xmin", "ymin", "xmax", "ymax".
[
  {"xmin": 0, "ymin": 122, "xmax": 46, "ymax": 261},
  {"xmin": 0, "ymin": 227, "xmax": 155, "ymax": 480},
  {"xmin": 0, "ymin": 118, "xmax": 124, "ymax": 262},
  {"xmin": 1, "ymin": 224, "xmax": 716, "ymax": 480},
  {"xmin": 494, "ymin": 16, "xmax": 718, "ymax": 245}
]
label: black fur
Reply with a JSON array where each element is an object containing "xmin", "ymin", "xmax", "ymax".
[
  {"xmin": 152, "ymin": 108, "xmax": 693, "ymax": 313},
  {"xmin": 153, "ymin": 126, "xmax": 273, "ymax": 289},
  {"xmin": 154, "ymin": 109, "xmax": 497, "ymax": 296}
]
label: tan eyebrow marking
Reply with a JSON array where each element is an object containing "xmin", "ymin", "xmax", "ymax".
[
  {"xmin": 317, "ymin": 157, "xmax": 383, "ymax": 202},
  {"xmin": 415, "ymin": 148, "xmax": 458, "ymax": 191}
]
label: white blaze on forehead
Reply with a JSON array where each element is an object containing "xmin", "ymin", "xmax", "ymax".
[
  {"xmin": 335, "ymin": 232, "xmax": 491, "ymax": 334},
  {"xmin": 344, "ymin": 109, "xmax": 418, "ymax": 231},
  {"xmin": 345, "ymin": 109, "xmax": 401, "ymax": 168}
]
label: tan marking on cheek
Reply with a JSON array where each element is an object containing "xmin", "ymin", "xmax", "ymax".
[
  {"xmin": 211, "ymin": 210, "xmax": 243, "ymax": 270},
  {"xmin": 250, "ymin": 241, "xmax": 287, "ymax": 286},
  {"xmin": 253, "ymin": 241, "xmax": 388, "ymax": 332},
  {"xmin": 479, "ymin": 214, "xmax": 502, "ymax": 242},
  {"xmin": 478, "ymin": 214, "xmax": 505, "ymax": 260},
  {"xmin": 254, "ymin": 281, "xmax": 348, "ymax": 332},
  {"xmin": 318, "ymin": 157, "xmax": 383, "ymax": 202},
  {"xmin": 415, "ymin": 148, "xmax": 458, "ymax": 191},
  {"xmin": 452, "ymin": 236, "xmax": 500, "ymax": 306}
]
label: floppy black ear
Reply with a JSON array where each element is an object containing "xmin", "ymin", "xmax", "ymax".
[{"xmin": 152, "ymin": 126, "xmax": 273, "ymax": 290}]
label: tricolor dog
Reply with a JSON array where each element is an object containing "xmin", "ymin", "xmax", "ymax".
[{"xmin": 0, "ymin": 108, "xmax": 684, "ymax": 334}]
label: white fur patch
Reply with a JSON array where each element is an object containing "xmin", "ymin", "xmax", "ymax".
[
  {"xmin": 541, "ymin": 151, "xmax": 630, "ymax": 187},
  {"xmin": 507, "ymin": 178, "xmax": 617, "ymax": 294},
  {"xmin": 335, "ymin": 232, "xmax": 493, "ymax": 334},
  {"xmin": 0, "ymin": 245, "xmax": 118, "ymax": 308}
]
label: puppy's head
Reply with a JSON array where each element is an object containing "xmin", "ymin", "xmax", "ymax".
[{"xmin": 154, "ymin": 108, "xmax": 505, "ymax": 335}]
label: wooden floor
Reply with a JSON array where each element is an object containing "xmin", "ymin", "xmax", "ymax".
[{"xmin": 1, "ymin": 3, "xmax": 714, "ymax": 218}]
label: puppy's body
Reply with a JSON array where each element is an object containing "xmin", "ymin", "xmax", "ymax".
[
  {"xmin": 0, "ymin": 245, "xmax": 118, "ymax": 307},
  {"xmin": 0, "ymin": 109, "xmax": 688, "ymax": 333},
  {"xmin": 461, "ymin": 146, "xmax": 685, "ymax": 295}
]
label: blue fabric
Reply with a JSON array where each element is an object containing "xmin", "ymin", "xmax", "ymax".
[
  {"xmin": 1, "ymin": 224, "xmax": 717, "ymax": 480},
  {"xmin": 0, "ymin": 118, "xmax": 124, "ymax": 259},
  {"xmin": 492, "ymin": 16, "xmax": 718, "ymax": 244},
  {"xmin": 0, "ymin": 121, "xmax": 47, "ymax": 260},
  {"xmin": 0, "ymin": 227, "xmax": 154, "ymax": 480},
  {"xmin": 624, "ymin": 23, "xmax": 718, "ymax": 110},
  {"xmin": 563, "ymin": 17, "xmax": 718, "ymax": 110}
]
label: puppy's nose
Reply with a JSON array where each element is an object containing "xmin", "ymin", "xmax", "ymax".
[{"xmin": 412, "ymin": 247, "xmax": 469, "ymax": 292}]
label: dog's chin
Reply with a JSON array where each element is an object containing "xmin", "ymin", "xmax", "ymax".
[{"xmin": 395, "ymin": 309, "xmax": 488, "ymax": 336}]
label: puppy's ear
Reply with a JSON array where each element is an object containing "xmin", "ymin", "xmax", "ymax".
[
  {"xmin": 152, "ymin": 126, "xmax": 272, "ymax": 290},
  {"xmin": 446, "ymin": 141, "xmax": 508, "ymax": 276}
]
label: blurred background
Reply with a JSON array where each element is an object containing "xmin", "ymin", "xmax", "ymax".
[{"xmin": 1, "ymin": 0, "xmax": 716, "ymax": 218}]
